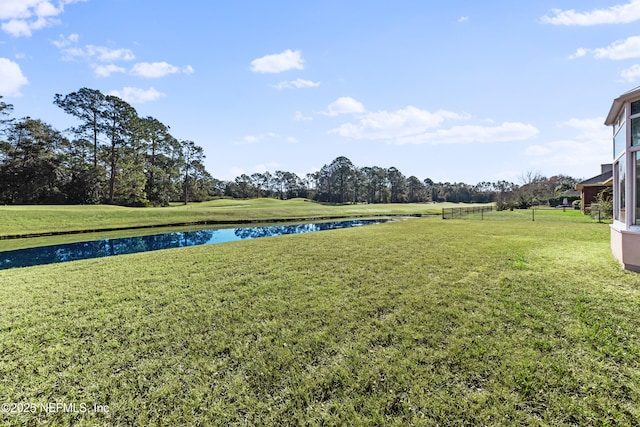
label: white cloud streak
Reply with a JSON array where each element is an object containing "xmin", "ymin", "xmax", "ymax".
[
  {"xmin": 271, "ymin": 78, "xmax": 319, "ymax": 89},
  {"xmin": 294, "ymin": 111, "xmax": 313, "ymax": 121},
  {"xmin": 250, "ymin": 49, "xmax": 304, "ymax": 73},
  {"xmin": 524, "ymin": 118, "xmax": 609, "ymax": 173},
  {"xmin": 0, "ymin": 57, "xmax": 29, "ymax": 96},
  {"xmin": 570, "ymin": 36, "xmax": 640, "ymax": 60},
  {"xmin": 330, "ymin": 105, "xmax": 463, "ymax": 140},
  {"xmin": 329, "ymin": 104, "xmax": 537, "ymax": 145},
  {"xmin": 108, "ymin": 87, "xmax": 165, "ymax": 104},
  {"xmin": 56, "ymin": 39, "xmax": 135, "ymax": 63},
  {"xmin": 594, "ymin": 36, "xmax": 640, "ymax": 59},
  {"xmin": 93, "ymin": 64, "xmax": 126, "ymax": 78},
  {"xmin": 395, "ymin": 122, "xmax": 539, "ymax": 145},
  {"xmin": 621, "ymin": 64, "xmax": 640, "ymax": 81},
  {"xmin": 541, "ymin": 0, "xmax": 640, "ymax": 25},
  {"xmin": 130, "ymin": 62, "xmax": 194, "ymax": 78}
]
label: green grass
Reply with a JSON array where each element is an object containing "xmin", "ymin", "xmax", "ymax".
[
  {"xmin": 0, "ymin": 198, "xmax": 485, "ymax": 238},
  {"xmin": 1, "ymin": 209, "xmax": 639, "ymax": 425}
]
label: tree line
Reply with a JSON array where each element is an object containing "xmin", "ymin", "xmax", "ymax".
[
  {"xmin": 224, "ymin": 156, "xmax": 579, "ymax": 209},
  {"xmin": 0, "ymin": 89, "xmax": 579, "ymax": 207},
  {"xmin": 0, "ymin": 89, "xmax": 211, "ymax": 206}
]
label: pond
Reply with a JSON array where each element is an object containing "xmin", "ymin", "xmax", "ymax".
[{"xmin": 0, "ymin": 219, "xmax": 390, "ymax": 270}]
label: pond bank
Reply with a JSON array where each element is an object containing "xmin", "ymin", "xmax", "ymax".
[{"xmin": 0, "ymin": 213, "xmax": 427, "ymax": 240}]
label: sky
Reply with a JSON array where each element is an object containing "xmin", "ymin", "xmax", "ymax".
[{"xmin": 1, "ymin": 0, "xmax": 640, "ymax": 184}]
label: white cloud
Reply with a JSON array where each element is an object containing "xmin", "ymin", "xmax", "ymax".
[
  {"xmin": 571, "ymin": 36, "xmax": 640, "ymax": 60},
  {"xmin": 2, "ymin": 19, "xmax": 33, "ymax": 37},
  {"xmin": 323, "ymin": 97, "xmax": 366, "ymax": 116},
  {"xmin": 294, "ymin": 111, "xmax": 313, "ymax": 121},
  {"xmin": 52, "ymin": 32, "xmax": 78, "ymax": 48},
  {"xmin": 595, "ymin": 36, "xmax": 640, "ymax": 60},
  {"xmin": 130, "ymin": 61, "xmax": 194, "ymax": 78},
  {"xmin": 558, "ymin": 117, "xmax": 609, "ymax": 138},
  {"xmin": 621, "ymin": 64, "xmax": 640, "ymax": 81},
  {"xmin": 57, "ymin": 41, "xmax": 135, "ymax": 62},
  {"xmin": 524, "ymin": 117, "xmax": 610, "ymax": 173},
  {"xmin": 0, "ymin": 0, "xmax": 84, "ymax": 37},
  {"xmin": 93, "ymin": 64, "xmax": 126, "ymax": 78},
  {"xmin": 568, "ymin": 48, "xmax": 587, "ymax": 60},
  {"xmin": 108, "ymin": 87, "xmax": 165, "ymax": 104},
  {"xmin": 271, "ymin": 78, "xmax": 320, "ymax": 89},
  {"xmin": 541, "ymin": 0, "xmax": 640, "ymax": 25},
  {"xmin": 53, "ymin": 36, "xmax": 192, "ymax": 80},
  {"xmin": 394, "ymin": 122, "xmax": 539, "ymax": 145},
  {"xmin": 250, "ymin": 49, "xmax": 304, "ymax": 73},
  {"xmin": 458, "ymin": 16, "xmax": 469, "ymax": 23},
  {"xmin": 329, "ymin": 105, "xmax": 465, "ymax": 140},
  {"xmin": 87, "ymin": 45, "xmax": 135, "ymax": 62},
  {"xmin": 0, "ymin": 57, "xmax": 29, "ymax": 96}
]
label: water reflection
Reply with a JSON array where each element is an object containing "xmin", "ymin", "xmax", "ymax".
[{"xmin": 0, "ymin": 219, "xmax": 386, "ymax": 270}]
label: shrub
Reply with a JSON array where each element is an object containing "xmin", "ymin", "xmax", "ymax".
[{"xmin": 591, "ymin": 190, "xmax": 613, "ymax": 220}]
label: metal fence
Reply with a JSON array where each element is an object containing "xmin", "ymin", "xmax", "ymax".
[{"xmin": 442, "ymin": 206, "xmax": 494, "ymax": 220}]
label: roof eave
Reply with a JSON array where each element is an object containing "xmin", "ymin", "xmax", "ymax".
[{"xmin": 605, "ymin": 86, "xmax": 640, "ymax": 126}]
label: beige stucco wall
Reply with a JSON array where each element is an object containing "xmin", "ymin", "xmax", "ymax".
[{"xmin": 611, "ymin": 226, "xmax": 640, "ymax": 272}]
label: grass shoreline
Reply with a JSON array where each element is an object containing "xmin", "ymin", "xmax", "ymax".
[
  {"xmin": 0, "ymin": 212, "xmax": 426, "ymax": 240},
  {"xmin": 0, "ymin": 198, "xmax": 487, "ymax": 238}
]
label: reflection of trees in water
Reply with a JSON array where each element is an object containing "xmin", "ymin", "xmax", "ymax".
[
  {"xmin": 233, "ymin": 219, "xmax": 383, "ymax": 240},
  {"xmin": 234, "ymin": 223, "xmax": 316, "ymax": 239},
  {"xmin": 0, "ymin": 220, "xmax": 387, "ymax": 270},
  {"xmin": 0, "ymin": 230, "xmax": 215, "ymax": 269}
]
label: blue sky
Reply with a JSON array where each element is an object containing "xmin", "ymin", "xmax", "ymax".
[{"xmin": 1, "ymin": 1, "xmax": 639, "ymax": 184}]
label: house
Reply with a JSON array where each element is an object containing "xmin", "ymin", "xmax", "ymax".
[
  {"xmin": 605, "ymin": 86, "xmax": 640, "ymax": 271},
  {"xmin": 575, "ymin": 164, "xmax": 613, "ymax": 213}
]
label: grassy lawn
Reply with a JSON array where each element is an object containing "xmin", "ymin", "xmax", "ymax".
[
  {"xmin": 0, "ymin": 198, "xmax": 480, "ymax": 239},
  {"xmin": 1, "ymin": 208, "xmax": 639, "ymax": 425}
]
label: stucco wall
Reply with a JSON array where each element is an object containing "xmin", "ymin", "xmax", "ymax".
[{"xmin": 611, "ymin": 226, "xmax": 640, "ymax": 272}]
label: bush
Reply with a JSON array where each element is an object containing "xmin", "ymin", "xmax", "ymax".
[{"xmin": 591, "ymin": 190, "xmax": 613, "ymax": 220}]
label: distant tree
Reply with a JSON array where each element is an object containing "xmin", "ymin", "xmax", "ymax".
[
  {"xmin": 329, "ymin": 156, "xmax": 355, "ymax": 203},
  {"xmin": 139, "ymin": 116, "xmax": 174, "ymax": 205},
  {"xmin": 54, "ymin": 88, "xmax": 107, "ymax": 168},
  {"xmin": 63, "ymin": 138, "xmax": 104, "ymax": 204},
  {"xmin": 407, "ymin": 176, "xmax": 427, "ymax": 202},
  {"xmin": 0, "ymin": 118, "xmax": 67, "ymax": 204},
  {"xmin": 103, "ymin": 95, "xmax": 140, "ymax": 205},
  {"xmin": 387, "ymin": 166, "xmax": 406, "ymax": 203},
  {"xmin": 0, "ymin": 95, "xmax": 14, "ymax": 133},
  {"xmin": 235, "ymin": 174, "xmax": 253, "ymax": 199},
  {"xmin": 179, "ymin": 140, "xmax": 204, "ymax": 204},
  {"xmin": 353, "ymin": 167, "xmax": 366, "ymax": 203}
]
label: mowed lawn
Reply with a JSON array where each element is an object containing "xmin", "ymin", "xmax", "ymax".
[{"xmin": 1, "ymin": 209, "xmax": 639, "ymax": 425}]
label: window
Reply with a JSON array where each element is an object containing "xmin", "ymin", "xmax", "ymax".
[
  {"xmin": 617, "ymin": 156, "xmax": 626, "ymax": 223},
  {"xmin": 632, "ymin": 100, "xmax": 640, "ymax": 116},
  {"xmin": 636, "ymin": 153, "xmax": 640, "ymax": 225},
  {"xmin": 634, "ymin": 117, "xmax": 640, "ymax": 147},
  {"xmin": 615, "ymin": 122, "xmax": 627, "ymax": 157}
]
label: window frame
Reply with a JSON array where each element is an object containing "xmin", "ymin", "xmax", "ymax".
[{"xmin": 616, "ymin": 101, "xmax": 640, "ymax": 230}]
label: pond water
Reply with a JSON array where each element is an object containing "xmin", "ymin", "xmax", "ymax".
[{"xmin": 0, "ymin": 219, "xmax": 389, "ymax": 270}]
